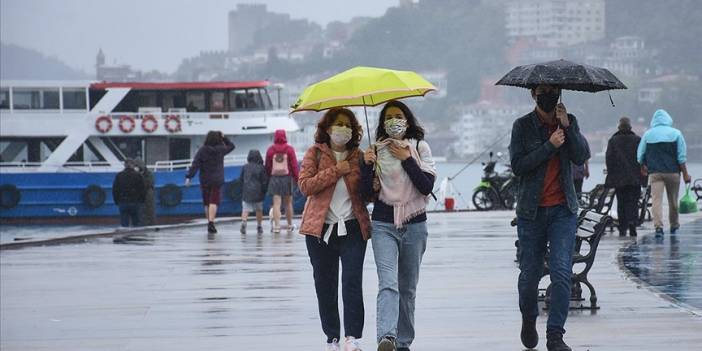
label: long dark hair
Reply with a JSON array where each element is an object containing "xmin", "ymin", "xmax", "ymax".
[
  {"xmin": 375, "ymin": 100, "xmax": 425, "ymax": 141},
  {"xmin": 314, "ymin": 108, "xmax": 363, "ymax": 150},
  {"xmin": 204, "ymin": 130, "xmax": 223, "ymax": 146}
]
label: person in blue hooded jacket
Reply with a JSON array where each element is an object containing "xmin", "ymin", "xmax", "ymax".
[{"xmin": 637, "ymin": 109, "xmax": 692, "ymax": 237}]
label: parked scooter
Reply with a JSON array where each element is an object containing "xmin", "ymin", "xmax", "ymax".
[{"xmin": 472, "ymin": 151, "xmax": 518, "ymax": 211}]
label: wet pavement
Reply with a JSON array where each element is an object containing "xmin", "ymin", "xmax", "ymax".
[
  {"xmin": 2, "ymin": 211, "xmax": 702, "ymax": 351},
  {"xmin": 621, "ymin": 219, "xmax": 702, "ymax": 310}
]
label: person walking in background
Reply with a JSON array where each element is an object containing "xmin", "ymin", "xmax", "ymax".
[
  {"xmin": 112, "ymin": 159, "xmax": 146, "ymax": 227},
  {"xmin": 135, "ymin": 159, "xmax": 156, "ymax": 226},
  {"xmin": 239, "ymin": 149, "xmax": 268, "ymax": 234},
  {"xmin": 185, "ymin": 131, "xmax": 236, "ymax": 234},
  {"xmin": 637, "ymin": 109, "xmax": 692, "ymax": 237},
  {"xmin": 265, "ymin": 129, "xmax": 299, "ymax": 234},
  {"xmin": 605, "ymin": 117, "xmax": 642, "ymax": 237},
  {"xmin": 361, "ymin": 100, "xmax": 436, "ymax": 351},
  {"xmin": 510, "ymin": 84, "xmax": 590, "ymax": 351},
  {"xmin": 298, "ymin": 108, "xmax": 370, "ymax": 351}
]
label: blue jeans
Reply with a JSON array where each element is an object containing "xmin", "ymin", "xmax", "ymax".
[
  {"xmin": 306, "ymin": 220, "xmax": 367, "ymax": 343},
  {"xmin": 372, "ymin": 220, "xmax": 428, "ymax": 348},
  {"xmin": 517, "ymin": 204, "xmax": 576, "ymax": 334},
  {"xmin": 119, "ymin": 203, "xmax": 141, "ymax": 227}
]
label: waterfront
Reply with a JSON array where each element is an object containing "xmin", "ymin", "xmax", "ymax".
[{"xmin": 2, "ymin": 211, "xmax": 701, "ymax": 350}]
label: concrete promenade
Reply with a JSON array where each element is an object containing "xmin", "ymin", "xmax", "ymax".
[{"xmin": 1, "ymin": 211, "xmax": 701, "ymax": 350}]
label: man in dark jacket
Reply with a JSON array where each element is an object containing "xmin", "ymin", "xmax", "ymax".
[
  {"xmin": 605, "ymin": 117, "xmax": 642, "ymax": 236},
  {"xmin": 112, "ymin": 159, "xmax": 146, "ymax": 227},
  {"xmin": 509, "ymin": 84, "xmax": 590, "ymax": 351}
]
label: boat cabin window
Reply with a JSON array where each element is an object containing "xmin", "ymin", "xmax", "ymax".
[
  {"xmin": 137, "ymin": 92, "xmax": 158, "ymax": 108},
  {"xmin": 210, "ymin": 91, "xmax": 226, "ymax": 112},
  {"xmin": 62, "ymin": 88, "xmax": 87, "ymax": 110},
  {"xmin": 0, "ymin": 88, "xmax": 9, "ymax": 109},
  {"xmin": 12, "ymin": 88, "xmax": 60, "ymax": 110},
  {"xmin": 229, "ymin": 88, "xmax": 270, "ymax": 111},
  {"xmin": 186, "ymin": 91, "xmax": 206, "ymax": 112},
  {"xmin": 162, "ymin": 92, "xmax": 186, "ymax": 111}
]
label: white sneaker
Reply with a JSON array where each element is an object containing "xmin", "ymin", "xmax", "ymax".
[
  {"xmin": 344, "ymin": 337, "xmax": 362, "ymax": 351},
  {"xmin": 326, "ymin": 338, "xmax": 341, "ymax": 351}
]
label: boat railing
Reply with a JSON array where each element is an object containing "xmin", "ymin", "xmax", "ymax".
[
  {"xmin": 151, "ymin": 155, "xmax": 248, "ymax": 171},
  {"xmin": 99, "ymin": 110, "xmax": 289, "ymax": 121},
  {"xmin": 0, "ymin": 161, "xmax": 43, "ymax": 169}
]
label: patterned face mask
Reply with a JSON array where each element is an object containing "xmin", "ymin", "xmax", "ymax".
[
  {"xmin": 330, "ymin": 126, "xmax": 353, "ymax": 146},
  {"xmin": 384, "ymin": 118, "xmax": 407, "ymax": 139}
]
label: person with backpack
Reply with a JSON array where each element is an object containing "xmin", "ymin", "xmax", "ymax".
[
  {"xmin": 185, "ymin": 131, "xmax": 236, "ymax": 234},
  {"xmin": 299, "ymin": 108, "xmax": 370, "ymax": 351},
  {"xmin": 239, "ymin": 149, "xmax": 268, "ymax": 234},
  {"xmin": 265, "ymin": 129, "xmax": 299, "ymax": 233},
  {"xmin": 360, "ymin": 100, "xmax": 436, "ymax": 351}
]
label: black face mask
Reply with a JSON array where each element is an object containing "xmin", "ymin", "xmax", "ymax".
[{"xmin": 536, "ymin": 92, "xmax": 560, "ymax": 113}]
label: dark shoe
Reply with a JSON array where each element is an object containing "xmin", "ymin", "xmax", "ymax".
[
  {"xmin": 546, "ymin": 330, "xmax": 572, "ymax": 351},
  {"xmin": 240, "ymin": 222, "xmax": 246, "ymax": 234},
  {"xmin": 618, "ymin": 228, "xmax": 627, "ymax": 237},
  {"xmin": 257, "ymin": 225, "xmax": 263, "ymax": 234},
  {"xmin": 655, "ymin": 227, "xmax": 664, "ymax": 238},
  {"xmin": 521, "ymin": 319, "xmax": 538, "ymax": 349},
  {"xmin": 671, "ymin": 226, "xmax": 680, "ymax": 234},
  {"xmin": 207, "ymin": 221, "xmax": 217, "ymax": 234},
  {"xmin": 377, "ymin": 336, "xmax": 396, "ymax": 351},
  {"xmin": 629, "ymin": 225, "xmax": 637, "ymax": 237}
]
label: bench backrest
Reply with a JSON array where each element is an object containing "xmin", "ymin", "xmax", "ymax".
[{"xmin": 574, "ymin": 209, "xmax": 611, "ymax": 274}]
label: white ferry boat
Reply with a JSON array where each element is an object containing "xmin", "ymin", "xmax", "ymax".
[{"xmin": 0, "ymin": 80, "xmax": 302, "ymax": 223}]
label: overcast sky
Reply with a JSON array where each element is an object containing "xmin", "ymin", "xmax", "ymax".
[{"xmin": 1, "ymin": 0, "xmax": 398, "ymax": 74}]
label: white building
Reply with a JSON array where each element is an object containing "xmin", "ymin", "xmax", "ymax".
[
  {"xmin": 506, "ymin": 0, "xmax": 605, "ymax": 47},
  {"xmin": 452, "ymin": 101, "xmax": 529, "ymax": 158}
]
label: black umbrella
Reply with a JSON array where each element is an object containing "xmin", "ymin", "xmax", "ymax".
[{"xmin": 495, "ymin": 59, "xmax": 627, "ymax": 93}]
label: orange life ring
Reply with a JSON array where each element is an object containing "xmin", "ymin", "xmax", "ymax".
[
  {"xmin": 118, "ymin": 115, "xmax": 136, "ymax": 133},
  {"xmin": 141, "ymin": 114, "xmax": 158, "ymax": 133},
  {"xmin": 95, "ymin": 115, "xmax": 112, "ymax": 133},
  {"xmin": 165, "ymin": 115, "xmax": 182, "ymax": 133}
]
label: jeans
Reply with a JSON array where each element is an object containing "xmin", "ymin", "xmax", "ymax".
[
  {"xmin": 517, "ymin": 204, "xmax": 576, "ymax": 334},
  {"xmin": 119, "ymin": 203, "xmax": 141, "ymax": 227},
  {"xmin": 372, "ymin": 220, "xmax": 428, "ymax": 348},
  {"xmin": 306, "ymin": 219, "xmax": 367, "ymax": 343},
  {"xmin": 615, "ymin": 185, "xmax": 641, "ymax": 231},
  {"xmin": 649, "ymin": 173, "xmax": 680, "ymax": 230}
]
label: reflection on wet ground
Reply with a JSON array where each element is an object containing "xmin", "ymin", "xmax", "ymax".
[
  {"xmin": 621, "ymin": 219, "xmax": 702, "ymax": 309},
  {"xmin": 2, "ymin": 212, "xmax": 702, "ymax": 350}
]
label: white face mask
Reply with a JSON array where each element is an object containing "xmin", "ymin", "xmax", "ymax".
[
  {"xmin": 330, "ymin": 126, "xmax": 353, "ymax": 146},
  {"xmin": 384, "ymin": 118, "xmax": 408, "ymax": 139}
]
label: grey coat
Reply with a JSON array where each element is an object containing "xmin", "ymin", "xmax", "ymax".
[{"xmin": 240, "ymin": 150, "xmax": 268, "ymax": 203}]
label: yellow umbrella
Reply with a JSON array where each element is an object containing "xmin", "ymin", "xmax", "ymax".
[{"xmin": 290, "ymin": 66, "xmax": 437, "ymax": 143}]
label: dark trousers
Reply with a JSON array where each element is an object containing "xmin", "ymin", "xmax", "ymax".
[
  {"xmin": 119, "ymin": 203, "xmax": 141, "ymax": 227},
  {"xmin": 517, "ymin": 204, "xmax": 577, "ymax": 334},
  {"xmin": 305, "ymin": 219, "xmax": 367, "ymax": 343},
  {"xmin": 615, "ymin": 185, "xmax": 640, "ymax": 231}
]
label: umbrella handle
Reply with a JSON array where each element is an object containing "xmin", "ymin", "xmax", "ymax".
[{"xmin": 363, "ymin": 99, "xmax": 372, "ymax": 147}]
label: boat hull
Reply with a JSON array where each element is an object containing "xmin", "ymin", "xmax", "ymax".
[{"xmin": 0, "ymin": 166, "xmax": 306, "ymax": 224}]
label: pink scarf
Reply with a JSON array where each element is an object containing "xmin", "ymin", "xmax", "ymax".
[{"xmin": 375, "ymin": 138, "xmax": 436, "ymax": 228}]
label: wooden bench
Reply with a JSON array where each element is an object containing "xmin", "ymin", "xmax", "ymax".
[{"xmin": 512, "ymin": 209, "xmax": 611, "ymax": 310}]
